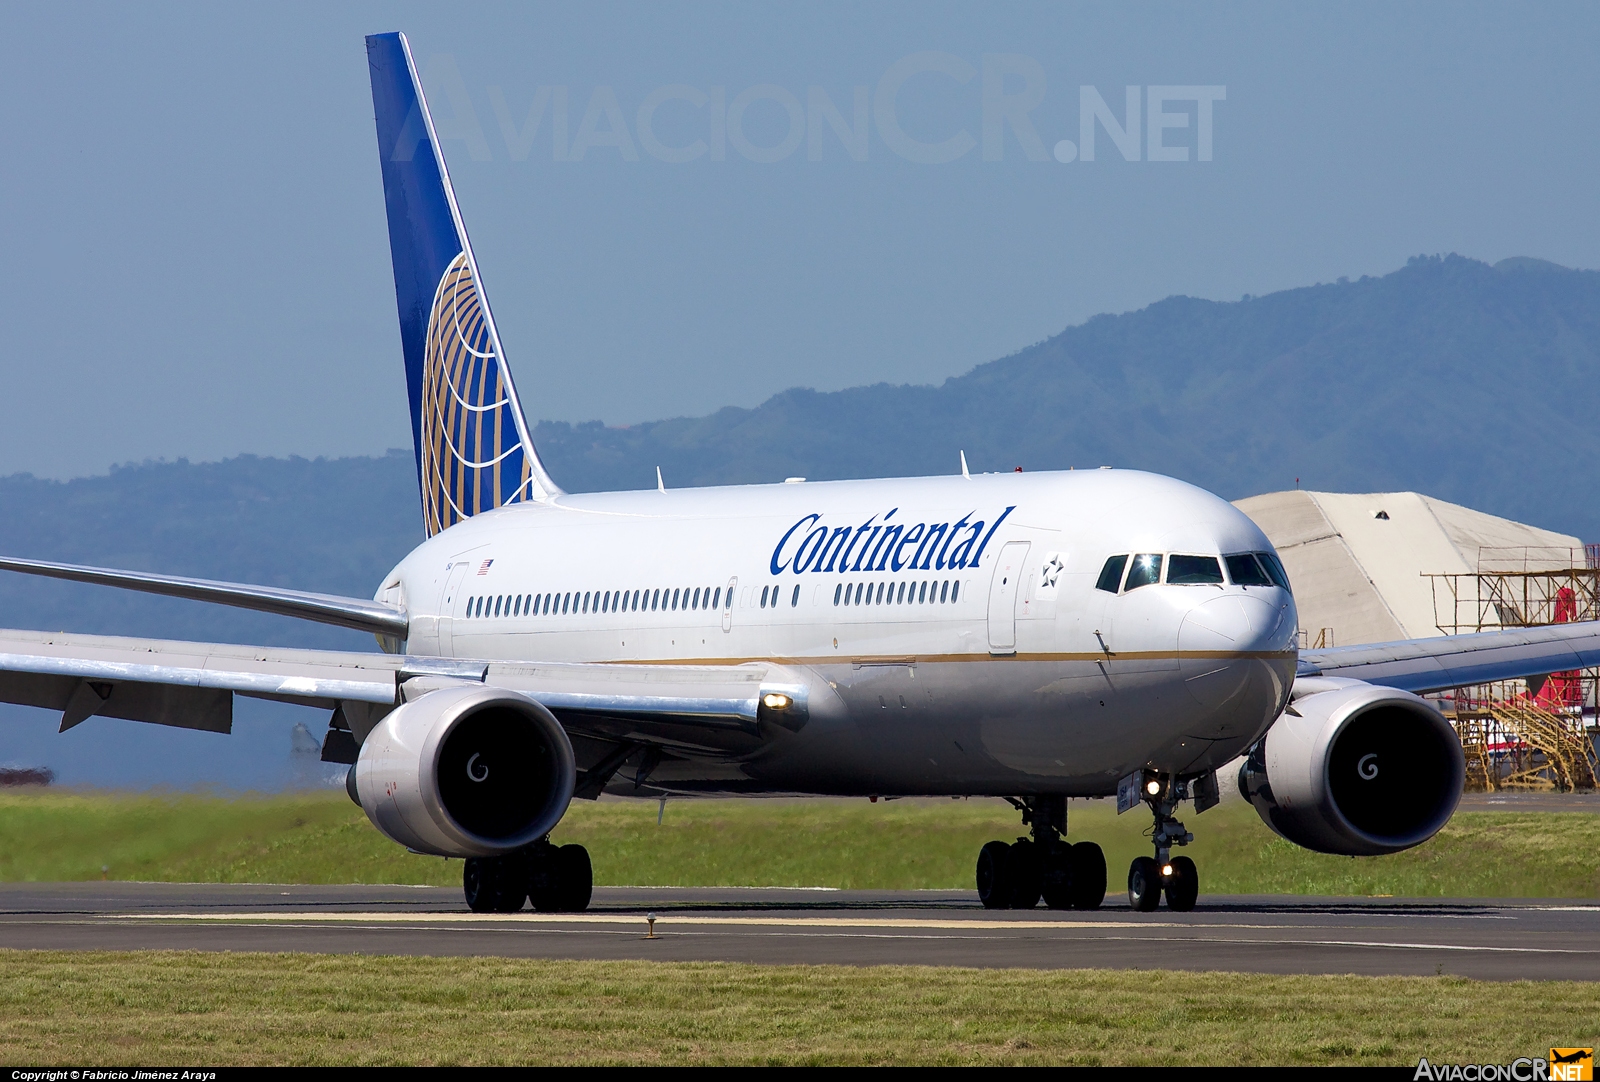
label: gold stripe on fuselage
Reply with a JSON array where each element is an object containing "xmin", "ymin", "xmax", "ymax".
[{"xmin": 571, "ymin": 650, "xmax": 1299, "ymax": 668}]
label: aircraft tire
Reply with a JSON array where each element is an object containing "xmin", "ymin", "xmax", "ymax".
[
  {"xmin": 527, "ymin": 844, "xmax": 561, "ymax": 912},
  {"xmin": 1007, "ymin": 838, "xmax": 1043, "ymax": 909},
  {"xmin": 558, "ymin": 843, "xmax": 594, "ymax": 912},
  {"xmin": 1040, "ymin": 841, "xmax": 1075, "ymax": 910},
  {"xmin": 463, "ymin": 856, "xmax": 525, "ymax": 913},
  {"xmin": 1069, "ymin": 841, "xmax": 1106, "ymax": 910},
  {"xmin": 976, "ymin": 840, "xmax": 1014, "ymax": 909},
  {"xmin": 1127, "ymin": 856, "xmax": 1162, "ymax": 912},
  {"xmin": 1164, "ymin": 855, "xmax": 1198, "ymax": 911}
]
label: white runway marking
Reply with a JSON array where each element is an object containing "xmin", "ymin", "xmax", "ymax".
[
  {"xmin": 115, "ymin": 911, "xmax": 1191, "ymax": 931},
  {"xmin": 69, "ymin": 915, "xmax": 1600, "ymax": 956}
]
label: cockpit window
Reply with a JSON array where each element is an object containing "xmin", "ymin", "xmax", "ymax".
[
  {"xmin": 1225, "ymin": 553, "xmax": 1273, "ymax": 587},
  {"xmin": 1255, "ymin": 551, "xmax": 1292, "ymax": 591},
  {"xmin": 1167, "ymin": 555, "xmax": 1223, "ymax": 584},
  {"xmin": 1095, "ymin": 555, "xmax": 1127, "ymax": 593},
  {"xmin": 1123, "ymin": 553, "xmax": 1162, "ymax": 591}
]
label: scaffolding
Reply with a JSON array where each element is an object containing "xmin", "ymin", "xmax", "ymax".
[
  {"xmin": 1296, "ymin": 627, "xmax": 1335, "ymax": 650},
  {"xmin": 1447, "ymin": 686, "xmax": 1598, "ymax": 792},
  {"xmin": 1425, "ymin": 548, "xmax": 1600, "ymax": 792}
]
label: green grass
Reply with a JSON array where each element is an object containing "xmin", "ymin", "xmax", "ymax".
[
  {"xmin": 1, "ymin": 789, "xmax": 1598, "ymax": 897},
  {"xmin": 2, "ymin": 951, "xmax": 1597, "ymax": 1065}
]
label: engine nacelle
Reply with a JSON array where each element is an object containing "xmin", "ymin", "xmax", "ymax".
[
  {"xmin": 354, "ymin": 685, "xmax": 576, "ymax": 857},
  {"xmin": 1238, "ymin": 678, "xmax": 1464, "ymax": 856}
]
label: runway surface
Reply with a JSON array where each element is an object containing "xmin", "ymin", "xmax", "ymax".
[
  {"xmin": 1456, "ymin": 792, "xmax": 1600, "ymax": 813},
  {"xmin": 2, "ymin": 882, "xmax": 1596, "ymax": 981}
]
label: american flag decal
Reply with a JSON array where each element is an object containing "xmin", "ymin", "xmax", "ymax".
[{"xmin": 477, "ymin": 559, "xmax": 494, "ymax": 576}]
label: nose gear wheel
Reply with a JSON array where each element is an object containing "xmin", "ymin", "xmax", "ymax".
[{"xmin": 1123, "ymin": 771, "xmax": 1207, "ymax": 912}]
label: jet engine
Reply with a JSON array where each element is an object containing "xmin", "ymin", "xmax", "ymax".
[
  {"xmin": 353, "ymin": 685, "xmax": 576, "ymax": 857},
  {"xmin": 1238, "ymin": 678, "xmax": 1464, "ymax": 856}
]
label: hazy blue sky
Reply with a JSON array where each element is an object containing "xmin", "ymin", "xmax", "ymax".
[{"xmin": 2, "ymin": 2, "xmax": 1596, "ymax": 480}]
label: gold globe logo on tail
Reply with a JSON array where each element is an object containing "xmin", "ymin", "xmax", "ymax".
[{"xmin": 418, "ymin": 253, "xmax": 534, "ymax": 536}]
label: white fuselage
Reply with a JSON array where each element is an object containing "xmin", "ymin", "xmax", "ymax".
[{"xmin": 381, "ymin": 468, "xmax": 1299, "ymax": 797}]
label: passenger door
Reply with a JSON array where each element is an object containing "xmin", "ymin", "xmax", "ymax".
[{"xmin": 986, "ymin": 541, "xmax": 1030, "ymax": 654}]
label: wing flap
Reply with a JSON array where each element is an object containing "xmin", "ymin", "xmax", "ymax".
[
  {"xmin": 0, "ymin": 647, "xmax": 399, "ymax": 705},
  {"xmin": 1298, "ymin": 620, "xmax": 1600, "ymax": 693}
]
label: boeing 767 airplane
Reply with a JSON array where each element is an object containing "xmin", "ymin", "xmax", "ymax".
[{"xmin": 3, "ymin": 32, "xmax": 1597, "ymax": 914}]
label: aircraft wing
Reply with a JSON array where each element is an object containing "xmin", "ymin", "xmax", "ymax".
[
  {"xmin": 0, "ymin": 555, "xmax": 409, "ymax": 638},
  {"xmin": 1297, "ymin": 620, "xmax": 1600, "ymax": 694},
  {"xmin": 0, "ymin": 628, "xmax": 793, "ymax": 755}
]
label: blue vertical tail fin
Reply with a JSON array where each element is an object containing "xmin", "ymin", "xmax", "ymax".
[{"xmin": 366, "ymin": 32, "xmax": 560, "ymax": 537}]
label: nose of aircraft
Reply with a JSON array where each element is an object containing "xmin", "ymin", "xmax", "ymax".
[{"xmin": 1178, "ymin": 593, "xmax": 1294, "ymax": 711}]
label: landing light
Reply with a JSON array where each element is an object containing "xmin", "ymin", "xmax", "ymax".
[
  {"xmin": 1145, "ymin": 780, "xmax": 1161, "ymax": 795},
  {"xmin": 1161, "ymin": 864, "xmax": 1174, "ymax": 877},
  {"xmin": 762, "ymin": 693, "xmax": 792, "ymax": 710}
]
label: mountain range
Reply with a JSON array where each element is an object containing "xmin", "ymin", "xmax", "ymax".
[
  {"xmin": 5, "ymin": 250, "xmax": 1595, "ymax": 784},
  {"xmin": 5, "ymin": 251, "xmax": 1597, "ymax": 654}
]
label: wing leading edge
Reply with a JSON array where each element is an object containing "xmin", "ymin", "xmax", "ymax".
[
  {"xmin": 7, "ymin": 617, "xmax": 1595, "ymax": 750},
  {"xmin": 1298, "ymin": 620, "xmax": 1600, "ymax": 694},
  {"xmin": 0, "ymin": 627, "xmax": 792, "ymax": 752},
  {"xmin": 0, "ymin": 555, "xmax": 409, "ymax": 638}
]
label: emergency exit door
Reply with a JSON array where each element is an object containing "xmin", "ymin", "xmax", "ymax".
[{"xmin": 437, "ymin": 558, "xmax": 474, "ymax": 656}]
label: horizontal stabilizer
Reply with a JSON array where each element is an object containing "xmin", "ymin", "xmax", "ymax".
[{"xmin": 0, "ymin": 555, "xmax": 409, "ymax": 638}]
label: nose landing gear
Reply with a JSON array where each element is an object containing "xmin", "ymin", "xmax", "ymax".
[
  {"xmin": 463, "ymin": 839, "xmax": 593, "ymax": 913},
  {"xmin": 1121, "ymin": 771, "xmax": 1213, "ymax": 912},
  {"xmin": 975, "ymin": 796, "xmax": 1106, "ymax": 910}
]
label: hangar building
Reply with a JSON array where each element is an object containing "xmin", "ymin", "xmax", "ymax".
[{"xmin": 1233, "ymin": 490, "xmax": 1583, "ymax": 648}]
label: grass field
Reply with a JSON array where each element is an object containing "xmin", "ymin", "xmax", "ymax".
[
  {"xmin": 2, "ymin": 950, "xmax": 1597, "ymax": 1066},
  {"xmin": 1, "ymin": 788, "xmax": 1597, "ymax": 897}
]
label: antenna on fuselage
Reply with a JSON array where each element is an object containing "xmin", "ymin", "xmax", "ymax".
[
  {"xmin": 657, "ymin": 466, "xmax": 666, "ymax": 492},
  {"xmin": 959, "ymin": 450, "xmax": 971, "ymax": 480}
]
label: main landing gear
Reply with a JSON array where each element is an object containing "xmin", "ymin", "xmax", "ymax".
[
  {"xmin": 1123, "ymin": 772, "xmax": 1210, "ymax": 912},
  {"xmin": 463, "ymin": 839, "xmax": 593, "ymax": 913},
  {"xmin": 976, "ymin": 795, "xmax": 1106, "ymax": 910}
]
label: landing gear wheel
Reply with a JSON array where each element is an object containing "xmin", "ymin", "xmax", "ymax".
[
  {"xmin": 976, "ymin": 840, "xmax": 1014, "ymax": 910},
  {"xmin": 1163, "ymin": 855, "xmax": 1198, "ymax": 912},
  {"xmin": 1007, "ymin": 838, "xmax": 1042, "ymax": 909},
  {"xmin": 1040, "ymin": 842, "xmax": 1074, "ymax": 910},
  {"xmin": 529, "ymin": 842, "xmax": 594, "ymax": 912},
  {"xmin": 557, "ymin": 843, "xmax": 593, "ymax": 912},
  {"xmin": 463, "ymin": 857, "xmax": 494, "ymax": 913},
  {"xmin": 463, "ymin": 856, "xmax": 527, "ymax": 913},
  {"xmin": 1127, "ymin": 856, "xmax": 1162, "ymax": 912},
  {"xmin": 1069, "ymin": 841, "xmax": 1106, "ymax": 910}
]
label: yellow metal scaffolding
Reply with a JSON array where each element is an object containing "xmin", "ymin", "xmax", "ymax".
[{"xmin": 1426, "ymin": 547, "xmax": 1600, "ymax": 792}]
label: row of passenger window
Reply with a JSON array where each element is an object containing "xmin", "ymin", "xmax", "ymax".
[
  {"xmin": 737, "ymin": 580, "xmax": 965, "ymax": 609},
  {"xmin": 466, "ymin": 576, "xmax": 966, "ymax": 621},
  {"xmin": 465, "ymin": 585, "xmax": 726, "ymax": 620},
  {"xmin": 1094, "ymin": 551, "xmax": 1290, "ymax": 595},
  {"xmin": 833, "ymin": 578, "xmax": 959, "ymax": 607}
]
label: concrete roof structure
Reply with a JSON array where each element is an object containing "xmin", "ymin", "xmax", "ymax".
[{"xmin": 1233, "ymin": 490, "xmax": 1583, "ymax": 647}]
